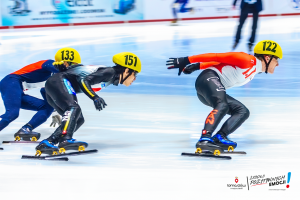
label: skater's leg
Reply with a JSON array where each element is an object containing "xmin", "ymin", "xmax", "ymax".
[
  {"xmin": 212, "ymin": 95, "xmax": 249, "ymax": 149},
  {"xmin": 218, "ymin": 95, "xmax": 250, "ymax": 135},
  {"xmin": 194, "ymin": 69, "xmax": 228, "ymax": 152},
  {"xmin": 249, "ymin": 11, "xmax": 259, "ymax": 47},
  {"xmin": 20, "ymin": 94, "xmax": 54, "ymax": 129},
  {"xmin": 179, "ymin": 2, "xmax": 192, "ymax": 13},
  {"xmin": 234, "ymin": 7, "xmax": 249, "ymax": 46},
  {"xmin": 172, "ymin": 2, "xmax": 179, "ymax": 22},
  {"xmin": 0, "ymin": 76, "xmax": 23, "ymax": 131},
  {"xmin": 196, "ymin": 70, "xmax": 229, "ymax": 137},
  {"xmin": 60, "ymin": 105, "xmax": 82, "ymax": 140}
]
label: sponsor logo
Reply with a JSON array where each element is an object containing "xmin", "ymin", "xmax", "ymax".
[
  {"xmin": 207, "ymin": 77, "xmax": 225, "ymax": 91},
  {"xmin": 53, "ymin": 0, "xmax": 93, "ymax": 9},
  {"xmin": 205, "ymin": 109, "xmax": 218, "ymax": 125},
  {"xmin": 62, "ymin": 111, "xmax": 71, "ymax": 122},
  {"xmin": 8, "ymin": 0, "xmax": 31, "ymax": 16},
  {"xmin": 226, "ymin": 172, "xmax": 291, "ymax": 191},
  {"xmin": 227, "ymin": 176, "xmax": 247, "ymax": 190},
  {"xmin": 248, "ymin": 172, "xmax": 291, "ymax": 191}
]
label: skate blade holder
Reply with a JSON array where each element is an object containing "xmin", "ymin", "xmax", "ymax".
[
  {"xmin": 228, "ymin": 146, "xmax": 234, "ymax": 152},
  {"xmin": 35, "ymin": 150, "xmax": 42, "ymax": 156},
  {"xmin": 195, "ymin": 148, "xmax": 221, "ymax": 156},
  {"xmin": 35, "ymin": 150, "xmax": 58, "ymax": 156},
  {"xmin": 14, "ymin": 136, "xmax": 37, "ymax": 142},
  {"xmin": 59, "ymin": 145, "xmax": 85, "ymax": 154}
]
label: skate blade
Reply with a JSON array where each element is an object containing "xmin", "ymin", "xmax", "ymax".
[
  {"xmin": 0, "ymin": 147, "xmax": 3, "ymax": 150},
  {"xmin": 221, "ymin": 151, "xmax": 246, "ymax": 155},
  {"xmin": 21, "ymin": 155, "xmax": 69, "ymax": 161},
  {"xmin": 181, "ymin": 152, "xmax": 231, "ymax": 160},
  {"xmin": 2, "ymin": 141, "xmax": 39, "ymax": 144}
]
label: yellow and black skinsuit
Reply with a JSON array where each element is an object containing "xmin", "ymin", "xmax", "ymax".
[{"xmin": 45, "ymin": 64, "xmax": 120, "ymax": 144}]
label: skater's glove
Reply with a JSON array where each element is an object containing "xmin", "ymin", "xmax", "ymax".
[
  {"xmin": 183, "ymin": 63, "xmax": 200, "ymax": 74},
  {"xmin": 53, "ymin": 61, "xmax": 67, "ymax": 72},
  {"xmin": 166, "ymin": 57, "xmax": 190, "ymax": 76},
  {"xmin": 93, "ymin": 96, "xmax": 107, "ymax": 111},
  {"xmin": 50, "ymin": 112, "xmax": 61, "ymax": 127}
]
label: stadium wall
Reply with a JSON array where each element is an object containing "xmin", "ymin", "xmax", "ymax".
[{"xmin": 0, "ymin": 0, "xmax": 299, "ymax": 29}]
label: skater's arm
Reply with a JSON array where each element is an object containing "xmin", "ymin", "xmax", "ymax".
[
  {"xmin": 188, "ymin": 52, "xmax": 256, "ymax": 69},
  {"xmin": 200, "ymin": 62, "xmax": 221, "ymax": 69},
  {"xmin": 42, "ymin": 60, "xmax": 59, "ymax": 73},
  {"xmin": 182, "ymin": 61, "xmax": 220, "ymax": 74},
  {"xmin": 78, "ymin": 78, "xmax": 98, "ymax": 99},
  {"xmin": 77, "ymin": 68, "xmax": 114, "ymax": 100}
]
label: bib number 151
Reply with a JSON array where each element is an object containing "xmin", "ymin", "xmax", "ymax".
[{"xmin": 124, "ymin": 55, "xmax": 137, "ymax": 67}]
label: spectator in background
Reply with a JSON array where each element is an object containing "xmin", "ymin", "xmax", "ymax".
[
  {"xmin": 171, "ymin": 0, "xmax": 194, "ymax": 24},
  {"xmin": 232, "ymin": 0, "xmax": 263, "ymax": 52}
]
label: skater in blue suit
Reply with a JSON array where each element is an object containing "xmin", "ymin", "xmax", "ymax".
[
  {"xmin": 172, "ymin": 0, "xmax": 193, "ymax": 24},
  {"xmin": 0, "ymin": 59, "xmax": 59, "ymax": 141}
]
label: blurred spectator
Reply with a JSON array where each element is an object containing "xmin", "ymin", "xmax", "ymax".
[
  {"xmin": 171, "ymin": 0, "xmax": 194, "ymax": 24},
  {"xmin": 232, "ymin": 0, "xmax": 263, "ymax": 52}
]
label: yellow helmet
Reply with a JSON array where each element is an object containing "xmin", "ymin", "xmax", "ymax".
[
  {"xmin": 112, "ymin": 52, "xmax": 142, "ymax": 73},
  {"xmin": 54, "ymin": 47, "xmax": 81, "ymax": 64},
  {"xmin": 254, "ymin": 40, "xmax": 283, "ymax": 59}
]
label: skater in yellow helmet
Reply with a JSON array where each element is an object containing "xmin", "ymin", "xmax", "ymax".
[
  {"xmin": 167, "ymin": 40, "xmax": 282, "ymax": 155},
  {"xmin": 35, "ymin": 52, "xmax": 141, "ymax": 156}
]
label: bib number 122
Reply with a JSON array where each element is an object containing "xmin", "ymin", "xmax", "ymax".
[{"xmin": 262, "ymin": 41, "xmax": 277, "ymax": 53}]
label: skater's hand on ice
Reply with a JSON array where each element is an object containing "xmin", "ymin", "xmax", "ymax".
[
  {"xmin": 93, "ymin": 96, "xmax": 107, "ymax": 111},
  {"xmin": 50, "ymin": 113, "xmax": 61, "ymax": 127},
  {"xmin": 166, "ymin": 57, "xmax": 190, "ymax": 76},
  {"xmin": 183, "ymin": 63, "xmax": 200, "ymax": 74}
]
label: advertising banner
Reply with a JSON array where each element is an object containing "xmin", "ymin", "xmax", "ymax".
[
  {"xmin": 1, "ymin": 0, "xmax": 143, "ymax": 26},
  {"xmin": 144, "ymin": 0, "xmax": 241, "ymax": 20},
  {"xmin": 144, "ymin": 0, "xmax": 300, "ymax": 20}
]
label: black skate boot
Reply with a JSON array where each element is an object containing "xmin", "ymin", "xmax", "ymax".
[
  {"xmin": 14, "ymin": 124, "xmax": 40, "ymax": 141},
  {"xmin": 212, "ymin": 132, "xmax": 237, "ymax": 151},
  {"xmin": 195, "ymin": 130, "xmax": 223, "ymax": 155},
  {"xmin": 35, "ymin": 139, "xmax": 59, "ymax": 156},
  {"xmin": 58, "ymin": 138, "xmax": 88, "ymax": 154}
]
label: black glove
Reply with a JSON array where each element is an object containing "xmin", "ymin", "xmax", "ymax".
[
  {"xmin": 93, "ymin": 96, "xmax": 107, "ymax": 111},
  {"xmin": 53, "ymin": 61, "xmax": 67, "ymax": 72},
  {"xmin": 183, "ymin": 63, "xmax": 200, "ymax": 74},
  {"xmin": 166, "ymin": 57, "xmax": 190, "ymax": 76}
]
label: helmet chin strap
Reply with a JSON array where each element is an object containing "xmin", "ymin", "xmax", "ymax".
[
  {"xmin": 120, "ymin": 70, "xmax": 133, "ymax": 84},
  {"xmin": 262, "ymin": 55, "xmax": 274, "ymax": 74}
]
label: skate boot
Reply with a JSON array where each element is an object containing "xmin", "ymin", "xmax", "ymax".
[
  {"xmin": 35, "ymin": 139, "xmax": 59, "ymax": 156},
  {"xmin": 195, "ymin": 137, "xmax": 224, "ymax": 155},
  {"xmin": 58, "ymin": 139, "xmax": 88, "ymax": 154},
  {"xmin": 14, "ymin": 124, "xmax": 40, "ymax": 141},
  {"xmin": 212, "ymin": 132, "xmax": 237, "ymax": 152}
]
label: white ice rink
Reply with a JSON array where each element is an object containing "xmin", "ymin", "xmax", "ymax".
[{"xmin": 0, "ymin": 16, "xmax": 299, "ymax": 199}]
